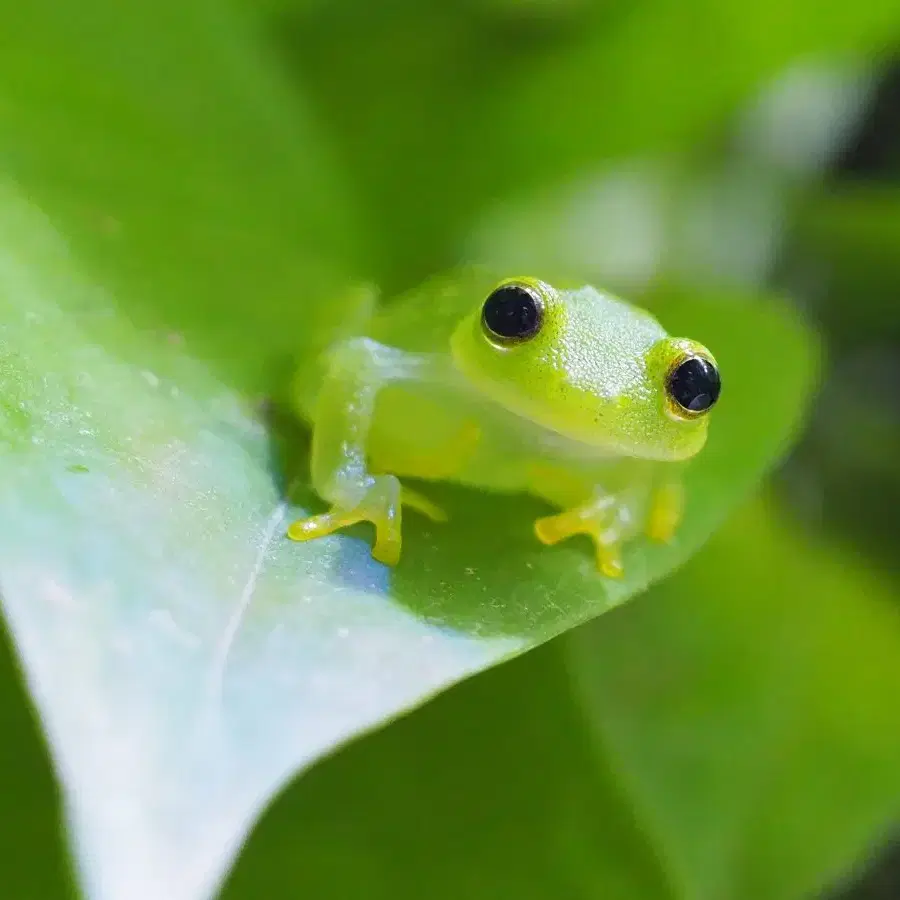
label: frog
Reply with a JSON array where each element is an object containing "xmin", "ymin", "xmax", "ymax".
[{"xmin": 286, "ymin": 268, "xmax": 721, "ymax": 577}]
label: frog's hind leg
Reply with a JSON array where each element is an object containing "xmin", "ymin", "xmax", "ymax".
[
  {"xmin": 645, "ymin": 479, "xmax": 684, "ymax": 543},
  {"xmin": 398, "ymin": 485, "xmax": 448, "ymax": 523},
  {"xmin": 286, "ymin": 337, "xmax": 440, "ymax": 565}
]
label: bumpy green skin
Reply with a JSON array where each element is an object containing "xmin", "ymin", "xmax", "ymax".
[{"xmin": 289, "ymin": 268, "xmax": 717, "ymax": 575}]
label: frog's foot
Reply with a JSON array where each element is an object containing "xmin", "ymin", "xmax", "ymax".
[
  {"xmin": 533, "ymin": 499, "xmax": 625, "ymax": 578},
  {"xmin": 287, "ymin": 475, "xmax": 403, "ymax": 565},
  {"xmin": 645, "ymin": 482, "xmax": 683, "ymax": 544},
  {"xmin": 286, "ymin": 475, "xmax": 445, "ymax": 566}
]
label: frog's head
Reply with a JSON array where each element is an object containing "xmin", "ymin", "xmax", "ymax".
[{"xmin": 449, "ymin": 276, "xmax": 721, "ymax": 461}]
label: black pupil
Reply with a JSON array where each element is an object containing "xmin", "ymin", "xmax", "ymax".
[
  {"xmin": 482, "ymin": 285, "xmax": 541, "ymax": 341},
  {"xmin": 668, "ymin": 357, "xmax": 721, "ymax": 413}
]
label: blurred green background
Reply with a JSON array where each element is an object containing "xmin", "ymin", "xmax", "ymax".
[{"xmin": 0, "ymin": 0, "xmax": 899, "ymax": 898}]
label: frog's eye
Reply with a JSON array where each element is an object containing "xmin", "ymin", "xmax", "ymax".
[
  {"xmin": 481, "ymin": 282, "xmax": 544, "ymax": 344},
  {"xmin": 666, "ymin": 356, "xmax": 721, "ymax": 417}
]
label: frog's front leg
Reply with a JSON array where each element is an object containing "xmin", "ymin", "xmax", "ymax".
[
  {"xmin": 533, "ymin": 489, "xmax": 636, "ymax": 578},
  {"xmin": 531, "ymin": 463, "xmax": 685, "ymax": 578},
  {"xmin": 286, "ymin": 338, "xmax": 441, "ymax": 566}
]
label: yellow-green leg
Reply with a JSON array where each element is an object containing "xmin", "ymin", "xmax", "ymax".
[
  {"xmin": 287, "ymin": 474, "xmax": 445, "ymax": 565},
  {"xmin": 286, "ymin": 337, "xmax": 443, "ymax": 565},
  {"xmin": 531, "ymin": 463, "xmax": 685, "ymax": 577},
  {"xmin": 645, "ymin": 480, "xmax": 684, "ymax": 543},
  {"xmin": 534, "ymin": 492, "xmax": 629, "ymax": 578}
]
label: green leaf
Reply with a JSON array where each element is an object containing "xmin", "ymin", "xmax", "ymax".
[
  {"xmin": 0, "ymin": 181, "xmax": 814, "ymax": 899},
  {"xmin": 0, "ymin": 1, "xmax": 822, "ymax": 899},
  {"xmin": 0, "ymin": 0, "xmax": 362, "ymax": 393},
  {"xmin": 227, "ymin": 628, "xmax": 679, "ymax": 900},
  {"xmin": 567, "ymin": 497, "xmax": 900, "ymax": 900},
  {"xmin": 795, "ymin": 183, "xmax": 900, "ymax": 322},
  {"xmin": 223, "ymin": 496, "xmax": 900, "ymax": 900},
  {"xmin": 272, "ymin": 0, "xmax": 900, "ymax": 287}
]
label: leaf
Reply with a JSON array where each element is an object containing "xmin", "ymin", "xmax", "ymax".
[
  {"xmin": 0, "ymin": 1, "xmax": 821, "ymax": 899},
  {"xmin": 271, "ymin": 0, "xmax": 900, "ymax": 288},
  {"xmin": 0, "ymin": 621, "xmax": 76, "ymax": 898},
  {"xmin": 222, "ymin": 496, "xmax": 900, "ymax": 900},
  {"xmin": 566, "ymin": 497, "xmax": 900, "ymax": 900},
  {"xmin": 0, "ymin": 176, "xmax": 814, "ymax": 900},
  {"xmin": 794, "ymin": 183, "xmax": 900, "ymax": 316},
  {"xmin": 0, "ymin": 182, "xmax": 522, "ymax": 899},
  {"xmin": 0, "ymin": 0, "xmax": 362, "ymax": 394},
  {"xmin": 227, "ymin": 626, "xmax": 678, "ymax": 900}
]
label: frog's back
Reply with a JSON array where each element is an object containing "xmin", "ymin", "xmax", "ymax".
[
  {"xmin": 292, "ymin": 267, "xmax": 497, "ymax": 421},
  {"xmin": 366, "ymin": 266, "xmax": 499, "ymax": 351}
]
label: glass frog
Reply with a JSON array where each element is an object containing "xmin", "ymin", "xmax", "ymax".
[{"xmin": 287, "ymin": 269, "xmax": 721, "ymax": 577}]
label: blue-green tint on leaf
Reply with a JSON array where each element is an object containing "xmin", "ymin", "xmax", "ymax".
[
  {"xmin": 222, "ymin": 497, "xmax": 900, "ymax": 900},
  {"xmin": 0, "ymin": 177, "xmax": 813, "ymax": 900},
  {"xmin": 0, "ymin": 185, "xmax": 519, "ymax": 900}
]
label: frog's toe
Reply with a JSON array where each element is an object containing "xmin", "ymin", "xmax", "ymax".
[
  {"xmin": 287, "ymin": 509, "xmax": 356, "ymax": 543},
  {"xmin": 286, "ymin": 506, "xmax": 403, "ymax": 566}
]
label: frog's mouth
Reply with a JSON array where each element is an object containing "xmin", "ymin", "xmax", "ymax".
[
  {"xmin": 497, "ymin": 385, "xmax": 710, "ymax": 463},
  {"xmin": 451, "ymin": 369, "xmax": 676, "ymax": 461}
]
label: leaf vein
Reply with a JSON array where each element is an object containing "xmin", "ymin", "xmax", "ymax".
[{"xmin": 206, "ymin": 494, "xmax": 291, "ymax": 705}]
